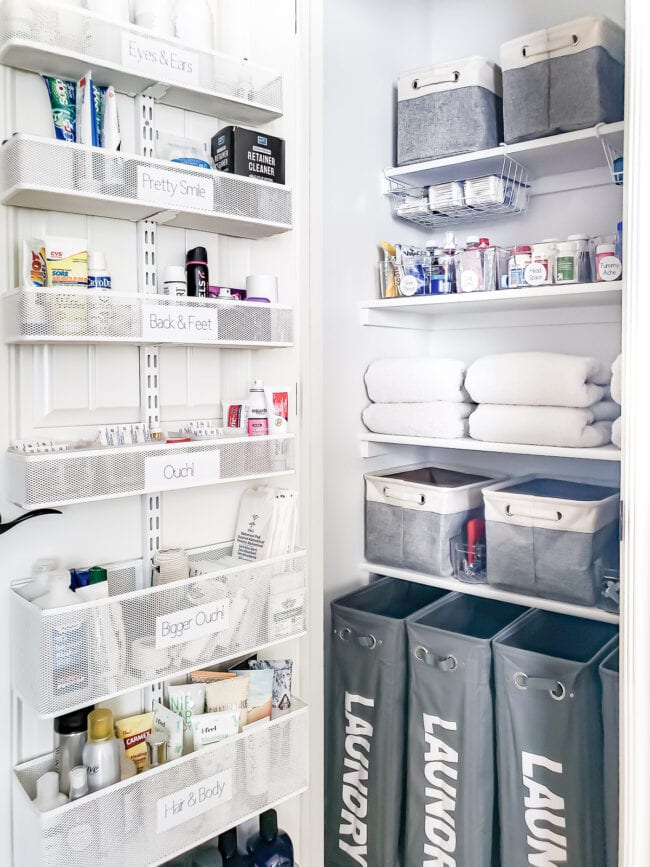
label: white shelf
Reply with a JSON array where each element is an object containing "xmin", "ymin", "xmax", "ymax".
[
  {"xmin": 2, "ymin": 288, "xmax": 294, "ymax": 348},
  {"xmin": 361, "ymin": 561, "xmax": 619, "ymax": 624},
  {"xmin": 361, "ymin": 282, "xmax": 623, "ymax": 329},
  {"xmin": 386, "ymin": 122, "xmax": 625, "ymax": 187},
  {"xmin": 0, "ymin": 1, "xmax": 282, "ymax": 124},
  {"xmin": 1, "ymin": 135, "xmax": 292, "ymax": 240},
  {"xmin": 360, "ymin": 433, "xmax": 621, "ymax": 462}
]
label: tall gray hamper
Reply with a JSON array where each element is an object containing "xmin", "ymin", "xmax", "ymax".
[
  {"xmin": 500, "ymin": 16, "xmax": 625, "ymax": 144},
  {"xmin": 326, "ymin": 577, "xmax": 449, "ymax": 867},
  {"xmin": 493, "ymin": 610, "xmax": 618, "ymax": 867},
  {"xmin": 483, "ymin": 475, "xmax": 619, "ymax": 606},
  {"xmin": 397, "ymin": 56, "xmax": 502, "ymax": 166},
  {"xmin": 365, "ymin": 463, "xmax": 498, "ymax": 578},
  {"xmin": 600, "ymin": 647, "xmax": 619, "ymax": 867},
  {"xmin": 405, "ymin": 594, "xmax": 529, "ymax": 867}
]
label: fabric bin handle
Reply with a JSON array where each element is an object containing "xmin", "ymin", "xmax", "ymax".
[
  {"xmin": 513, "ymin": 672, "xmax": 567, "ymax": 701},
  {"xmin": 523, "ymin": 32, "xmax": 579, "ymax": 59},
  {"xmin": 505, "ymin": 502, "xmax": 562, "ymax": 522},
  {"xmin": 334, "ymin": 626, "xmax": 382, "ymax": 650},
  {"xmin": 412, "ymin": 70, "xmax": 460, "ymax": 90},
  {"xmin": 414, "ymin": 646, "xmax": 458, "ymax": 672},
  {"xmin": 383, "ymin": 485, "xmax": 426, "ymax": 506}
]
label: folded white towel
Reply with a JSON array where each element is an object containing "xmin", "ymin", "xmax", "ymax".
[
  {"xmin": 364, "ymin": 357, "xmax": 468, "ymax": 404},
  {"xmin": 362, "ymin": 402, "xmax": 474, "ymax": 438},
  {"xmin": 612, "ymin": 417, "xmax": 621, "ymax": 448},
  {"xmin": 465, "ymin": 352, "xmax": 611, "ymax": 408},
  {"xmin": 469, "ymin": 404, "xmax": 613, "ymax": 448},
  {"xmin": 590, "ymin": 400, "xmax": 621, "ymax": 422},
  {"xmin": 611, "ymin": 354, "xmax": 622, "ymax": 405}
]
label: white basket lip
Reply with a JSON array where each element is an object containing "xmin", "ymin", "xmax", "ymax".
[
  {"xmin": 10, "ymin": 545, "xmax": 307, "ymax": 614},
  {"xmin": 13, "ymin": 697, "xmax": 308, "ymax": 816},
  {"xmin": 482, "ymin": 472, "xmax": 619, "ymax": 506}
]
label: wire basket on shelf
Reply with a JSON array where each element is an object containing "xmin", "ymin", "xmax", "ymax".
[{"xmin": 600, "ymin": 133, "xmax": 624, "ymax": 186}]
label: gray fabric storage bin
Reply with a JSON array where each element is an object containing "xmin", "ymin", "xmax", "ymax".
[
  {"xmin": 326, "ymin": 577, "xmax": 449, "ymax": 867},
  {"xmin": 494, "ymin": 610, "xmax": 618, "ymax": 867},
  {"xmin": 600, "ymin": 648, "xmax": 619, "ymax": 867},
  {"xmin": 501, "ymin": 16, "xmax": 625, "ymax": 144},
  {"xmin": 484, "ymin": 475, "xmax": 619, "ymax": 606},
  {"xmin": 405, "ymin": 594, "xmax": 529, "ymax": 867},
  {"xmin": 365, "ymin": 464, "xmax": 498, "ymax": 577},
  {"xmin": 397, "ymin": 56, "xmax": 502, "ymax": 166}
]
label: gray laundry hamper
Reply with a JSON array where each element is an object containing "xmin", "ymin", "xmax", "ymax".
[
  {"xmin": 326, "ymin": 577, "xmax": 449, "ymax": 867},
  {"xmin": 405, "ymin": 594, "xmax": 529, "ymax": 867},
  {"xmin": 365, "ymin": 463, "xmax": 498, "ymax": 578},
  {"xmin": 397, "ymin": 56, "xmax": 502, "ymax": 166},
  {"xmin": 600, "ymin": 648, "xmax": 619, "ymax": 867},
  {"xmin": 494, "ymin": 610, "xmax": 618, "ymax": 867},
  {"xmin": 483, "ymin": 475, "xmax": 619, "ymax": 606},
  {"xmin": 501, "ymin": 16, "xmax": 625, "ymax": 144}
]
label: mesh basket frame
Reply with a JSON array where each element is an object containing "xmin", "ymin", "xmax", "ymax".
[{"xmin": 13, "ymin": 700, "xmax": 308, "ymax": 867}]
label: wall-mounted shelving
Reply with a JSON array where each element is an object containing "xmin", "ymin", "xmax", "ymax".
[
  {"xmin": 360, "ymin": 433, "xmax": 621, "ymax": 462},
  {"xmin": 0, "ymin": 0, "xmax": 283, "ymax": 124},
  {"xmin": 12, "ymin": 543, "xmax": 307, "ymax": 717},
  {"xmin": 7, "ymin": 435, "xmax": 295, "ymax": 508},
  {"xmin": 2, "ymin": 288, "xmax": 294, "ymax": 347},
  {"xmin": 0, "ymin": 135, "xmax": 292, "ymax": 239},
  {"xmin": 13, "ymin": 699, "xmax": 308, "ymax": 867},
  {"xmin": 362, "ymin": 561, "xmax": 619, "ymax": 625}
]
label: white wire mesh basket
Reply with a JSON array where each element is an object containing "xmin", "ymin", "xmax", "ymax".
[
  {"xmin": 2, "ymin": 288, "xmax": 294, "ymax": 347},
  {"xmin": 13, "ymin": 699, "xmax": 308, "ymax": 867},
  {"xmin": 0, "ymin": 0, "xmax": 282, "ymax": 123},
  {"xmin": 390, "ymin": 154, "xmax": 530, "ymax": 229},
  {"xmin": 7, "ymin": 435, "xmax": 295, "ymax": 508},
  {"xmin": 11, "ymin": 543, "xmax": 307, "ymax": 717},
  {"xmin": 0, "ymin": 135, "xmax": 292, "ymax": 238}
]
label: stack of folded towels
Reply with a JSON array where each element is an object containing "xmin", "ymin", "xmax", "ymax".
[
  {"xmin": 362, "ymin": 357, "xmax": 475, "ymax": 438},
  {"xmin": 611, "ymin": 354, "xmax": 622, "ymax": 448},
  {"xmin": 466, "ymin": 352, "xmax": 620, "ymax": 448}
]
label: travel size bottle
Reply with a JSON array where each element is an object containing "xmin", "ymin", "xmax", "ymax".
[
  {"xmin": 246, "ymin": 809, "xmax": 294, "ymax": 866},
  {"xmin": 247, "ymin": 380, "xmax": 269, "ymax": 436},
  {"xmin": 83, "ymin": 708, "xmax": 120, "ymax": 792},
  {"xmin": 54, "ymin": 705, "xmax": 93, "ymax": 795}
]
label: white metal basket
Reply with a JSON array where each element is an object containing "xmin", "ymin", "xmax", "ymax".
[
  {"xmin": 0, "ymin": 135, "xmax": 292, "ymax": 238},
  {"xmin": 11, "ymin": 543, "xmax": 307, "ymax": 717},
  {"xmin": 12, "ymin": 699, "xmax": 308, "ymax": 867},
  {"xmin": 1, "ymin": 288, "xmax": 294, "ymax": 347},
  {"xmin": 7, "ymin": 435, "xmax": 295, "ymax": 508},
  {"xmin": 0, "ymin": 0, "xmax": 283, "ymax": 123}
]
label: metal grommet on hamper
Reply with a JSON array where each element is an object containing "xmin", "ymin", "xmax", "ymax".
[
  {"xmin": 513, "ymin": 672, "xmax": 528, "ymax": 690},
  {"xmin": 414, "ymin": 645, "xmax": 430, "ymax": 662},
  {"xmin": 439, "ymin": 655, "xmax": 458, "ymax": 672},
  {"xmin": 358, "ymin": 634, "xmax": 378, "ymax": 650},
  {"xmin": 550, "ymin": 681, "xmax": 567, "ymax": 702},
  {"xmin": 337, "ymin": 627, "xmax": 352, "ymax": 642}
]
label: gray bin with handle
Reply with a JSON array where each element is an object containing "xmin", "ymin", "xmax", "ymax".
[
  {"xmin": 600, "ymin": 647, "xmax": 619, "ymax": 867},
  {"xmin": 405, "ymin": 593, "xmax": 529, "ymax": 867},
  {"xmin": 484, "ymin": 475, "xmax": 620, "ymax": 606},
  {"xmin": 365, "ymin": 463, "xmax": 498, "ymax": 578},
  {"xmin": 326, "ymin": 577, "xmax": 449, "ymax": 867},
  {"xmin": 494, "ymin": 610, "xmax": 618, "ymax": 867}
]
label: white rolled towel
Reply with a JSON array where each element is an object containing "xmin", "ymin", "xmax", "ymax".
[
  {"xmin": 364, "ymin": 357, "xmax": 468, "ymax": 403},
  {"xmin": 611, "ymin": 354, "xmax": 622, "ymax": 405},
  {"xmin": 362, "ymin": 402, "xmax": 474, "ymax": 438},
  {"xmin": 612, "ymin": 417, "xmax": 622, "ymax": 448},
  {"xmin": 466, "ymin": 352, "xmax": 611, "ymax": 408},
  {"xmin": 469, "ymin": 404, "xmax": 614, "ymax": 448}
]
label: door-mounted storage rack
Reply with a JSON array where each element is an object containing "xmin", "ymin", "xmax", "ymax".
[{"xmin": 0, "ymin": 0, "xmax": 284, "ymax": 124}]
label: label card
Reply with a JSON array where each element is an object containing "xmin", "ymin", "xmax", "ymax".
[
  {"xmin": 136, "ymin": 165, "xmax": 213, "ymax": 211},
  {"xmin": 270, "ymin": 583, "xmax": 306, "ymax": 640},
  {"xmin": 156, "ymin": 597, "xmax": 230, "ymax": 649},
  {"xmin": 142, "ymin": 304, "xmax": 220, "ymax": 342},
  {"xmin": 144, "ymin": 451, "xmax": 220, "ymax": 493},
  {"xmin": 121, "ymin": 33, "xmax": 199, "ymax": 87},
  {"xmin": 157, "ymin": 769, "xmax": 233, "ymax": 832}
]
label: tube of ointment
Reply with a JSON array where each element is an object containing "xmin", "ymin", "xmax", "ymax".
[
  {"xmin": 43, "ymin": 76, "xmax": 76, "ymax": 142},
  {"xmin": 191, "ymin": 710, "xmax": 240, "ymax": 750},
  {"xmin": 222, "ymin": 401, "xmax": 250, "ymax": 434},
  {"xmin": 76, "ymin": 71, "xmax": 98, "ymax": 147},
  {"xmin": 153, "ymin": 702, "xmax": 184, "ymax": 760},
  {"xmin": 101, "ymin": 86, "xmax": 121, "ymax": 151},
  {"xmin": 264, "ymin": 389, "xmax": 289, "ymax": 434},
  {"xmin": 167, "ymin": 683, "xmax": 205, "ymax": 754}
]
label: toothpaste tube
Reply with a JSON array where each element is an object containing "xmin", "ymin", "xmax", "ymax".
[
  {"xmin": 101, "ymin": 85, "xmax": 121, "ymax": 151},
  {"xmin": 76, "ymin": 70, "xmax": 99, "ymax": 147},
  {"xmin": 43, "ymin": 76, "xmax": 76, "ymax": 142}
]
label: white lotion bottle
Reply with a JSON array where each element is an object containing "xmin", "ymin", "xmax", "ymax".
[
  {"xmin": 247, "ymin": 380, "xmax": 269, "ymax": 436},
  {"xmin": 83, "ymin": 708, "xmax": 120, "ymax": 792},
  {"xmin": 33, "ymin": 772, "xmax": 68, "ymax": 811},
  {"xmin": 68, "ymin": 766, "xmax": 89, "ymax": 801}
]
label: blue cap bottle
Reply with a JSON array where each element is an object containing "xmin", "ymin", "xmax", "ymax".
[{"xmin": 246, "ymin": 810, "xmax": 293, "ymax": 866}]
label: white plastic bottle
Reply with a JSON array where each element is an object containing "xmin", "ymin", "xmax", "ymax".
[
  {"xmin": 248, "ymin": 380, "xmax": 269, "ymax": 436},
  {"xmin": 15, "ymin": 557, "xmax": 59, "ymax": 601},
  {"xmin": 173, "ymin": 0, "xmax": 214, "ymax": 50},
  {"xmin": 83, "ymin": 708, "xmax": 121, "ymax": 792},
  {"xmin": 33, "ymin": 772, "xmax": 69, "ymax": 811},
  {"xmin": 32, "ymin": 572, "xmax": 77, "ymax": 608},
  {"xmin": 68, "ymin": 766, "xmax": 89, "ymax": 801},
  {"xmin": 160, "ymin": 265, "xmax": 187, "ymax": 297},
  {"xmin": 117, "ymin": 738, "xmax": 137, "ymax": 780}
]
